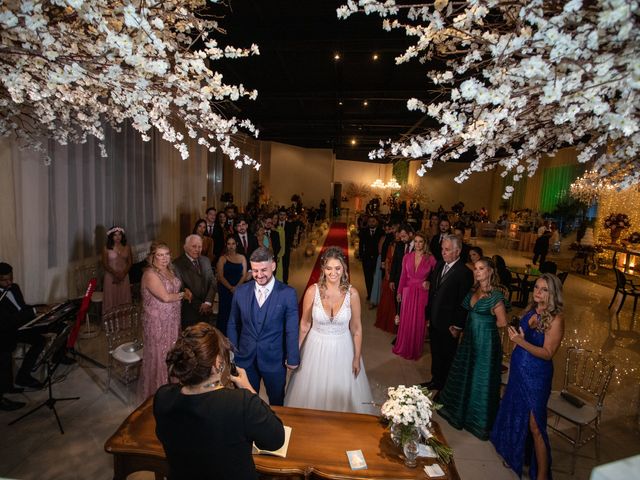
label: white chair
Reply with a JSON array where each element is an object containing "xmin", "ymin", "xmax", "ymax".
[
  {"xmin": 103, "ymin": 304, "xmax": 143, "ymax": 400},
  {"xmin": 547, "ymin": 347, "xmax": 615, "ymax": 474}
]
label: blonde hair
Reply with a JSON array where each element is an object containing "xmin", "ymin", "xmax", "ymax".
[
  {"xmin": 147, "ymin": 242, "xmax": 175, "ymax": 274},
  {"xmin": 413, "ymin": 231, "xmax": 430, "ymax": 255},
  {"xmin": 528, "ymin": 273, "xmax": 563, "ymax": 332},
  {"xmin": 318, "ymin": 246, "xmax": 350, "ymax": 294},
  {"xmin": 471, "ymin": 257, "xmax": 500, "ymax": 294}
]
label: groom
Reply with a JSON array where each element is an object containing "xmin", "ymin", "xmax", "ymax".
[{"xmin": 227, "ymin": 247, "xmax": 300, "ymax": 405}]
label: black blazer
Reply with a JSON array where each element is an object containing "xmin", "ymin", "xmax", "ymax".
[
  {"xmin": 0, "ymin": 284, "xmax": 36, "ymax": 351},
  {"xmin": 173, "ymin": 255, "xmax": 216, "ymax": 326},
  {"xmin": 154, "ymin": 384, "xmax": 284, "ymax": 480},
  {"xmin": 358, "ymin": 227, "xmax": 383, "ymax": 261},
  {"xmin": 390, "ymin": 241, "xmax": 411, "ymax": 286},
  {"xmin": 264, "ymin": 230, "xmax": 281, "ymax": 260},
  {"xmin": 426, "ymin": 260, "xmax": 473, "ymax": 331},
  {"xmin": 429, "ymin": 234, "xmax": 445, "ymax": 262},
  {"xmin": 233, "ymin": 233, "xmax": 259, "ymax": 264}
]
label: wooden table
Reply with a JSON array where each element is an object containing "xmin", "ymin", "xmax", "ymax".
[
  {"xmin": 603, "ymin": 244, "xmax": 640, "ymax": 274},
  {"xmin": 105, "ymin": 397, "xmax": 461, "ymax": 480}
]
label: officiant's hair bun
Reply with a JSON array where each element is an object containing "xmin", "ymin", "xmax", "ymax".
[{"xmin": 166, "ymin": 323, "xmax": 231, "ymax": 386}]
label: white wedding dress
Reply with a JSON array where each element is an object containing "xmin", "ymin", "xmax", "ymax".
[{"xmin": 285, "ymin": 284, "xmax": 376, "ymax": 414}]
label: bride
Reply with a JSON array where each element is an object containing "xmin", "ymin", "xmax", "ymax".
[{"xmin": 285, "ymin": 246, "xmax": 375, "ymax": 414}]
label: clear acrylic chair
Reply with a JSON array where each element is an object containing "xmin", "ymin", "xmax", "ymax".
[
  {"xmin": 103, "ymin": 304, "xmax": 143, "ymax": 399},
  {"xmin": 547, "ymin": 347, "xmax": 615, "ymax": 474}
]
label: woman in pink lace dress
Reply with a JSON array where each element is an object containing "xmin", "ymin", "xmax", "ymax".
[
  {"xmin": 392, "ymin": 232, "xmax": 437, "ymax": 360},
  {"xmin": 102, "ymin": 226, "xmax": 133, "ymax": 314},
  {"xmin": 138, "ymin": 242, "xmax": 191, "ymax": 401}
]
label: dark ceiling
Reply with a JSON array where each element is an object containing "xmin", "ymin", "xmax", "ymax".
[{"xmin": 215, "ymin": 0, "xmax": 438, "ymax": 162}]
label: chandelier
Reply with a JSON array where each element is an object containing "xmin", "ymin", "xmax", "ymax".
[
  {"xmin": 569, "ymin": 169, "xmax": 615, "ymax": 205},
  {"xmin": 370, "ymin": 178, "xmax": 386, "ymax": 189},
  {"xmin": 385, "ymin": 177, "xmax": 401, "ymax": 190}
]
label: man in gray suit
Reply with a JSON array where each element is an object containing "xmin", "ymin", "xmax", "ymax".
[{"xmin": 173, "ymin": 235, "xmax": 216, "ymax": 329}]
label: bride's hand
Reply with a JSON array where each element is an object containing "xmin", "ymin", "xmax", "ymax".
[{"xmin": 352, "ymin": 358, "xmax": 361, "ymax": 378}]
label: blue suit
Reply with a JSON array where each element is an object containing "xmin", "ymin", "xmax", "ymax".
[{"xmin": 227, "ymin": 279, "xmax": 300, "ymax": 405}]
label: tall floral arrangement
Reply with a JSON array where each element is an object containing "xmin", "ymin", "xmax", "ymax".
[
  {"xmin": 338, "ymin": 0, "xmax": 640, "ymax": 198},
  {"xmin": 603, "ymin": 213, "xmax": 631, "ymax": 232},
  {"xmin": 0, "ymin": 0, "xmax": 260, "ymax": 168}
]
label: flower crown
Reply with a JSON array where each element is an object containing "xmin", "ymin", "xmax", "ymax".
[{"xmin": 107, "ymin": 226, "xmax": 125, "ymax": 236}]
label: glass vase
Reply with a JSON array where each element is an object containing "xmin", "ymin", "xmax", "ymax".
[{"xmin": 402, "ymin": 427, "xmax": 420, "ymax": 468}]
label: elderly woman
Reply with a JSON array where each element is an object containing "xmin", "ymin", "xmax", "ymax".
[
  {"xmin": 491, "ymin": 274, "xmax": 564, "ymax": 480},
  {"xmin": 154, "ymin": 323, "xmax": 284, "ymax": 480}
]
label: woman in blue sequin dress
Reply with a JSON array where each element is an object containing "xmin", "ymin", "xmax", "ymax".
[{"xmin": 490, "ymin": 273, "xmax": 564, "ymax": 480}]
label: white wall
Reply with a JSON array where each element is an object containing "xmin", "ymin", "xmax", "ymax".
[{"xmin": 267, "ymin": 142, "xmax": 333, "ymax": 208}]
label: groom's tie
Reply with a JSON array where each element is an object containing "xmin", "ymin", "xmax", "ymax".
[{"xmin": 257, "ymin": 286, "xmax": 266, "ymax": 307}]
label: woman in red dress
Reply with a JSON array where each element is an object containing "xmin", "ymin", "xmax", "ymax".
[{"xmin": 375, "ymin": 231, "xmax": 399, "ymax": 333}]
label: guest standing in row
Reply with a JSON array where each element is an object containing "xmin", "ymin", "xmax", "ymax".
[
  {"xmin": 423, "ymin": 235, "xmax": 473, "ymax": 390},
  {"xmin": 359, "ymin": 216, "xmax": 384, "ymax": 302},
  {"xmin": 491, "ymin": 274, "xmax": 564, "ymax": 480},
  {"xmin": 102, "ymin": 226, "xmax": 132, "ymax": 314},
  {"xmin": 392, "ymin": 232, "xmax": 436, "ymax": 360},
  {"xmin": 192, "ymin": 219, "xmax": 214, "ymax": 266},
  {"xmin": 155, "ymin": 322, "xmax": 284, "ymax": 480},
  {"xmin": 429, "ymin": 218, "xmax": 451, "ymax": 263},
  {"xmin": 173, "ymin": 235, "xmax": 215, "ymax": 329},
  {"xmin": 285, "ymin": 247, "xmax": 375, "ymax": 414},
  {"xmin": 216, "ymin": 236, "xmax": 247, "ymax": 337},
  {"xmin": 139, "ymin": 242, "xmax": 191, "ymax": 401},
  {"xmin": 466, "ymin": 246, "xmax": 483, "ymax": 271},
  {"xmin": 438, "ymin": 257, "xmax": 508, "ymax": 439},
  {"xmin": 375, "ymin": 229, "xmax": 400, "ymax": 333}
]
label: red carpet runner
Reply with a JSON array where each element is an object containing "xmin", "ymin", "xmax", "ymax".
[{"xmin": 301, "ymin": 222, "xmax": 349, "ymax": 302}]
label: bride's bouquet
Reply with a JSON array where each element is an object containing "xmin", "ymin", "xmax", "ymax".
[{"xmin": 381, "ymin": 385, "xmax": 453, "ymax": 464}]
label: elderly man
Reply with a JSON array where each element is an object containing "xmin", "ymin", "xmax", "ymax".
[
  {"xmin": 423, "ymin": 235, "xmax": 473, "ymax": 390},
  {"xmin": 173, "ymin": 235, "xmax": 216, "ymax": 329}
]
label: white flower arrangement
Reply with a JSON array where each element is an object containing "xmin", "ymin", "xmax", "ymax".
[
  {"xmin": 338, "ymin": 0, "xmax": 640, "ymax": 197},
  {"xmin": 0, "ymin": 1, "xmax": 260, "ymax": 169},
  {"xmin": 381, "ymin": 384, "xmax": 453, "ymax": 463}
]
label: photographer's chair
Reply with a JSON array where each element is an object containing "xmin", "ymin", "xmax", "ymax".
[
  {"xmin": 547, "ymin": 347, "xmax": 615, "ymax": 474},
  {"xmin": 103, "ymin": 304, "xmax": 143, "ymax": 400}
]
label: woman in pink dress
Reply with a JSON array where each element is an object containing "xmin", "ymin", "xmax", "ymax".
[
  {"xmin": 392, "ymin": 232, "xmax": 437, "ymax": 360},
  {"xmin": 138, "ymin": 242, "xmax": 192, "ymax": 401},
  {"xmin": 102, "ymin": 226, "xmax": 133, "ymax": 314}
]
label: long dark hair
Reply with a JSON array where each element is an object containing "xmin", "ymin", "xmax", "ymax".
[
  {"xmin": 192, "ymin": 218, "xmax": 207, "ymax": 235},
  {"xmin": 106, "ymin": 226, "xmax": 127, "ymax": 249}
]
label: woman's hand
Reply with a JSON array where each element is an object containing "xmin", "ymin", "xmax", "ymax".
[
  {"xmin": 422, "ymin": 280, "xmax": 430, "ymax": 291},
  {"xmin": 183, "ymin": 288, "xmax": 193, "ymax": 303},
  {"xmin": 352, "ymin": 357, "xmax": 361, "ymax": 378},
  {"xmin": 229, "ymin": 366, "xmax": 256, "ymax": 394},
  {"xmin": 508, "ymin": 325, "xmax": 524, "ymax": 345},
  {"xmin": 396, "ymin": 293, "xmax": 402, "ymax": 303}
]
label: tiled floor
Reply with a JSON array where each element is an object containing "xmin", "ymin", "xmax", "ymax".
[{"xmin": 1, "ymin": 227, "xmax": 639, "ymax": 479}]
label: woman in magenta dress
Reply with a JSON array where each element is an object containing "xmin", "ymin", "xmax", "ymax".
[
  {"xmin": 102, "ymin": 226, "xmax": 133, "ymax": 314},
  {"xmin": 392, "ymin": 232, "xmax": 437, "ymax": 360},
  {"xmin": 138, "ymin": 242, "xmax": 192, "ymax": 401}
]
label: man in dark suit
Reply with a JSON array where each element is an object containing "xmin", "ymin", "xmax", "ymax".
[
  {"xmin": 173, "ymin": 235, "xmax": 216, "ymax": 329},
  {"xmin": 233, "ymin": 216, "xmax": 259, "ymax": 266},
  {"xmin": 203, "ymin": 206, "xmax": 216, "ymax": 238},
  {"xmin": 423, "ymin": 235, "xmax": 474, "ymax": 390},
  {"xmin": 389, "ymin": 224, "xmax": 415, "ymax": 294},
  {"xmin": 429, "ymin": 217, "xmax": 451, "ymax": 263},
  {"xmin": 358, "ymin": 216, "xmax": 384, "ymax": 300},
  {"xmin": 227, "ymin": 247, "xmax": 300, "ymax": 406},
  {"xmin": 262, "ymin": 216, "xmax": 281, "ymax": 262},
  {"xmin": 0, "ymin": 263, "xmax": 46, "ymax": 410},
  {"xmin": 276, "ymin": 208, "xmax": 300, "ymax": 284}
]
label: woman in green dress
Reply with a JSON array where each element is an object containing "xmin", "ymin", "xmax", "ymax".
[{"xmin": 437, "ymin": 257, "xmax": 509, "ymax": 440}]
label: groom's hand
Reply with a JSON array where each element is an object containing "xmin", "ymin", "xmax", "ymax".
[{"xmin": 285, "ymin": 361, "xmax": 298, "ymax": 370}]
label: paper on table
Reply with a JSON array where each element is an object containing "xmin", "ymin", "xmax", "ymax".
[
  {"xmin": 252, "ymin": 425, "xmax": 291, "ymax": 458},
  {"xmin": 417, "ymin": 443, "xmax": 437, "ymax": 458},
  {"xmin": 424, "ymin": 463, "xmax": 445, "ymax": 477},
  {"xmin": 346, "ymin": 449, "xmax": 368, "ymax": 470}
]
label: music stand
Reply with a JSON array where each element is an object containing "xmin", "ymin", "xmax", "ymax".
[
  {"xmin": 9, "ymin": 324, "xmax": 80, "ymax": 434},
  {"xmin": 67, "ymin": 278, "xmax": 106, "ymax": 369}
]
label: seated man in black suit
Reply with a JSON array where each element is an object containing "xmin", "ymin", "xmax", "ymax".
[{"xmin": 0, "ymin": 262, "xmax": 46, "ymax": 410}]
